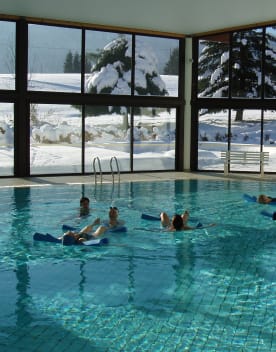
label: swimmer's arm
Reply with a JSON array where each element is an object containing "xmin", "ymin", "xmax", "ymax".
[{"xmin": 160, "ymin": 212, "xmax": 170, "ymax": 227}]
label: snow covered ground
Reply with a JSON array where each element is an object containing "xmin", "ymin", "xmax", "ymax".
[
  {"xmin": 0, "ymin": 74, "xmax": 276, "ymax": 175},
  {"xmin": 198, "ymin": 109, "xmax": 276, "ymax": 172},
  {"xmin": 0, "ymin": 74, "xmax": 177, "ymax": 175}
]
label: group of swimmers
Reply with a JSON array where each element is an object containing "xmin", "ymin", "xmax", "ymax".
[
  {"xmin": 65, "ymin": 192, "xmax": 276, "ymax": 244},
  {"xmin": 59, "ymin": 196, "xmax": 217, "ymax": 245},
  {"xmin": 59, "ymin": 197, "xmax": 125, "ymax": 244}
]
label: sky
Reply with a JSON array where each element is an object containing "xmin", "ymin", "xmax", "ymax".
[{"xmin": 0, "ymin": 21, "xmax": 178, "ymax": 74}]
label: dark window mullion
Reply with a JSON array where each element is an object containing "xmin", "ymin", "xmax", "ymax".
[{"xmin": 14, "ymin": 19, "xmax": 29, "ymax": 177}]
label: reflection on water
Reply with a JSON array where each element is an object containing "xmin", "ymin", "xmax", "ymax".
[{"xmin": 0, "ymin": 180, "xmax": 276, "ymax": 351}]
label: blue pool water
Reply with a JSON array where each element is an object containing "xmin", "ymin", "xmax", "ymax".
[{"xmin": 0, "ymin": 179, "xmax": 276, "ymax": 352}]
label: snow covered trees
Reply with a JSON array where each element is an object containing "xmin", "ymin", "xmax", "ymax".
[
  {"xmin": 198, "ymin": 29, "xmax": 276, "ymax": 121},
  {"xmin": 198, "ymin": 38, "xmax": 229, "ymax": 98},
  {"xmin": 85, "ymin": 36, "xmax": 168, "ymax": 98},
  {"xmin": 198, "ymin": 29, "xmax": 276, "ymax": 100}
]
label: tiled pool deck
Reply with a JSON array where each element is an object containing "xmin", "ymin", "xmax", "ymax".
[{"xmin": 1, "ymin": 171, "xmax": 276, "ymax": 188}]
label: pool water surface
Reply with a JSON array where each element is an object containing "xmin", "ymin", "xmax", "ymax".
[{"xmin": 0, "ymin": 179, "xmax": 276, "ymax": 351}]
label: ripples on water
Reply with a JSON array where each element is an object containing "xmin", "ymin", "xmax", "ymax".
[{"xmin": 1, "ymin": 180, "xmax": 276, "ymax": 351}]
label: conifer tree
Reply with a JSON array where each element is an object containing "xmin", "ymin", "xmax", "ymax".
[
  {"xmin": 85, "ymin": 36, "xmax": 168, "ymax": 115},
  {"xmin": 231, "ymin": 29, "xmax": 263, "ymax": 99},
  {"xmin": 198, "ymin": 28, "xmax": 276, "ymax": 120},
  {"xmin": 198, "ymin": 39, "xmax": 229, "ymax": 98},
  {"xmin": 63, "ymin": 50, "xmax": 73, "ymax": 73},
  {"xmin": 73, "ymin": 52, "xmax": 81, "ymax": 73},
  {"xmin": 163, "ymin": 47, "xmax": 179, "ymax": 75},
  {"xmin": 85, "ymin": 56, "xmax": 92, "ymax": 73},
  {"xmin": 264, "ymin": 26, "xmax": 276, "ymax": 98}
]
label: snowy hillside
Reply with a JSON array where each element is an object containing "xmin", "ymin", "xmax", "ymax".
[
  {"xmin": 0, "ymin": 74, "xmax": 276, "ymax": 175},
  {"xmin": 0, "ymin": 73, "xmax": 177, "ymax": 175}
]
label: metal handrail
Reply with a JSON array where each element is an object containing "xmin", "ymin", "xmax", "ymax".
[
  {"xmin": 110, "ymin": 156, "xmax": 120, "ymax": 184},
  {"xmin": 92, "ymin": 156, "xmax": 102, "ymax": 184}
]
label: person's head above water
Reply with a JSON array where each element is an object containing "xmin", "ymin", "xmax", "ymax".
[
  {"xmin": 258, "ymin": 194, "xmax": 271, "ymax": 204},
  {"xmin": 80, "ymin": 196, "xmax": 90, "ymax": 215},
  {"xmin": 109, "ymin": 206, "xmax": 119, "ymax": 219},
  {"xmin": 171, "ymin": 214, "xmax": 184, "ymax": 231}
]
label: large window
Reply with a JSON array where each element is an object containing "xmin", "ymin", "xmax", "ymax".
[
  {"xmin": 265, "ymin": 26, "xmax": 276, "ymax": 98},
  {"xmin": 0, "ymin": 17, "xmax": 183, "ymax": 177},
  {"xmin": 263, "ymin": 110, "xmax": 276, "ymax": 172},
  {"xmin": 194, "ymin": 25, "xmax": 276, "ymax": 174},
  {"xmin": 85, "ymin": 31, "xmax": 132, "ymax": 95},
  {"xmin": 84, "ymin": 105, "xmax": 131, "ymax": 173},
  {"xmin": 198, "ymin": 34, "xmax": 230, "ymax": 98},
  {"xmin": 232, "ymin": 29, "xmax": 262, "ymax": 99},
  {"xmin": 0, "ymin": 103, "xmax": 14, "ymax": 176},
  {"xmin": 133, "ymin": 107, "xmax": 176, "ymax": 170},
  {"xmin": 0, "ymin": 21, "xmax": 15, "ymax": 90},
  {"xmin": 229, "ymin": 109, "xmax": 261, "ymax": 172},
  {"xmin": 198, "ymin": 109, "xmax": 228, "ymax": 171},
  {"xmin": 30, "ymin": 104, "xmax": 82, "ymax": 174},
  {"xmin": 28, "ymin": 24, "xmax": 82, "ymax": 92},
  {"xmin": 135, "ymin": 35, "xmax": 179, "ymax": 97}
]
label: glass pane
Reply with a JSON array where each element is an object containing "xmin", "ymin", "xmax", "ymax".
[
  {"xmin": 135, "ymin": 36, "xmax": 179, "ymax": 97},
  {"xmin": 263, "ymin": 110, "xmax": 276, "ymax": 172},
  {"xmin": 265, "ymin": 26, "xmax": 276, "ymax": 98},
  {"xmin": 0, "ymin": 21, "xmax": 15, "ymax": 90},
  {"xmin": 84, "ymin": 105, "xmax": 130, "ymax": 172},
  {"xmin": 30, "ymin": 104, "xmax": 82, "ymax": 174},
  {"xmin": 232, "ymin": 29, "xmax": 262, "ymax": 98},
  {"xmin": 0, "ymin": 103, "xmax": 14, "ymax": 175},
  {"xmin": 198, "ymin": 109, "xmax": 228, "ymax": 171},
  {"xmin": 133, "ymin": 107, "xmax": 175, "ymax": 171},
  {"xmin": 198, "ymin": 34, "xmax": 229, "ymax": 98},
  {"xmin": 85, "ymin": 31, "xmax": 132, "ymax": 95},
  {"xmin": 230, "ymin": 109, "xmax": 261, "ymax": 172},
  {"xmin": 28, "ymin": 24, "xmax": 82, "ymax": 92}
]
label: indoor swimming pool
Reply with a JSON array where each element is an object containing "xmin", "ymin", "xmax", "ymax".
[{"xmin": 0, "ymin": 179, "xmax": 276, "ymax": 351}]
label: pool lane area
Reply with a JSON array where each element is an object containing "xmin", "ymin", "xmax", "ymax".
[{"xmin": 0, "ymin": 174, "xmax": 276, "ymax": 351}]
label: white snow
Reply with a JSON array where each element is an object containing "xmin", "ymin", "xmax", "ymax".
[
  {"xmin": 0, "ymin": 73, "xmax": 178, "ymax": 175},
  {"xmin": 1, "ymin": 73, "xmax": 276, "ymax": 175},
  {"xmin": 198, "ymin": 110, "xmax": 276, "ymax": 172}
]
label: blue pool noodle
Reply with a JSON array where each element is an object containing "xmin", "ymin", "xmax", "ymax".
[
  {"xmin": 261, "ymin": 210, "xmax": 276, "ymax": 220},
  {"xmin": 62, "ymin": 224, "xmax": 127, "ymax": 233},
  {"xmin": 141, "ymin": 213, "xmax": 160, "ymax": 221},
  {"xmin": 243, "ymin": 194, "xmax": 257, "ymax": 202},
  {"xmin": 33, "ymin": 232, "xmax": 109, "ymax": 246}
]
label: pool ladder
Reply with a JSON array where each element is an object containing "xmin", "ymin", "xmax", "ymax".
[
  {"xmin": 92, "ymin": 156, "xmax": 120, "ymax": 185},
  {"xmin": 92, "ymin": 156, "xmax": 103, "ymax": 184},
  {"xmin": 110, "ymin": 156, "xmax": 120, "ymax": 184}
]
